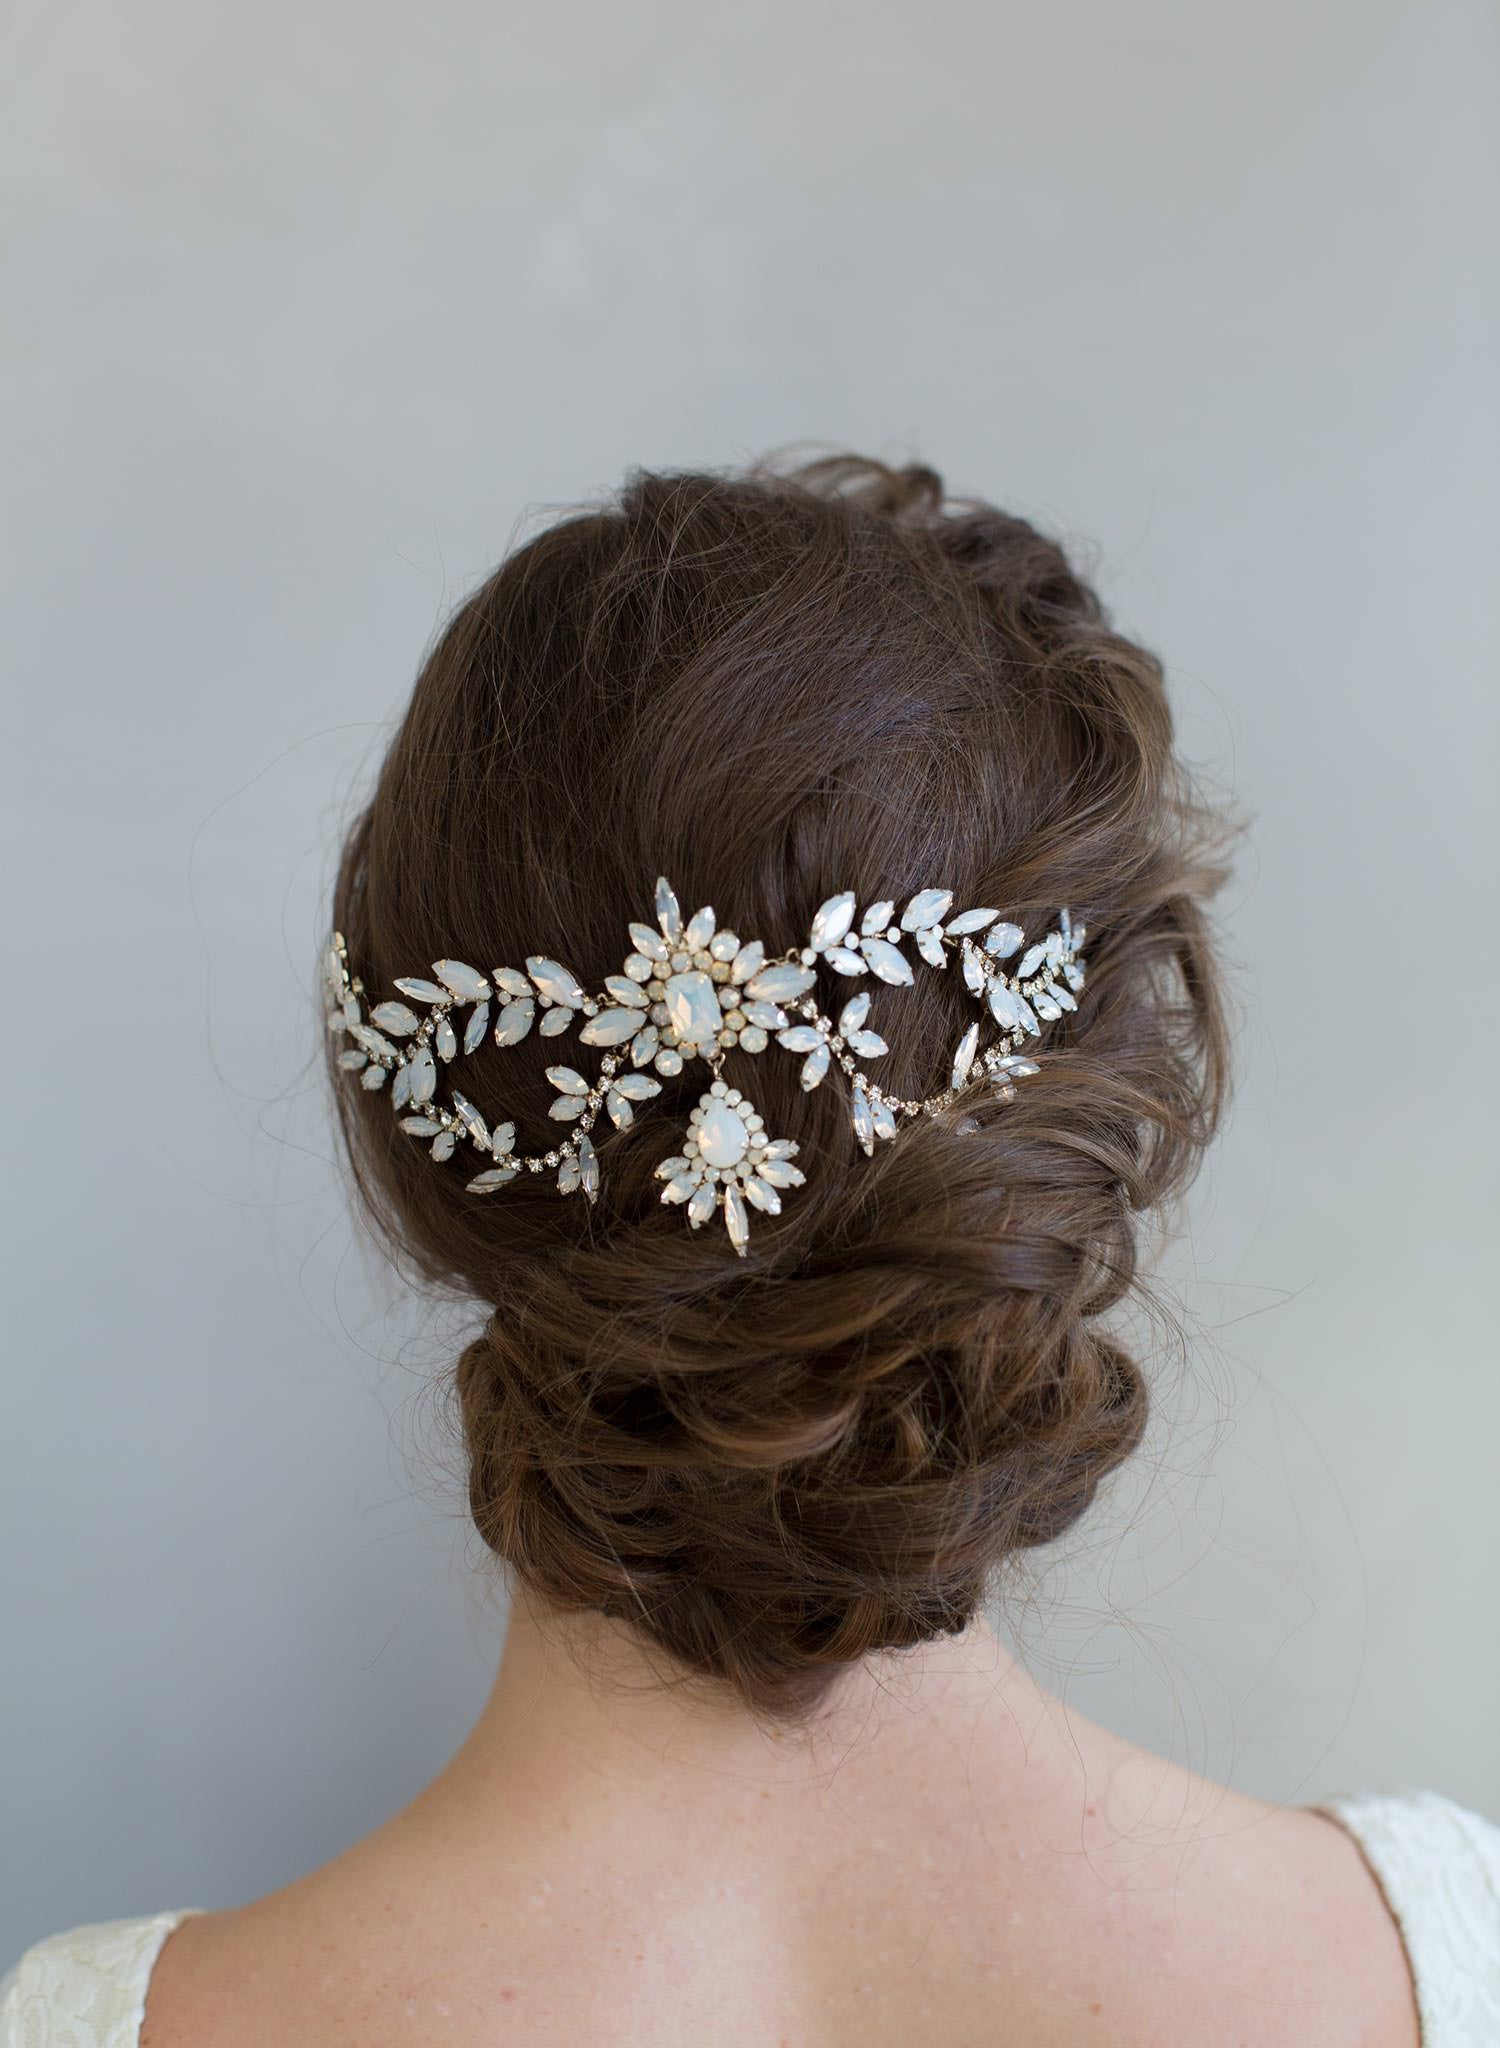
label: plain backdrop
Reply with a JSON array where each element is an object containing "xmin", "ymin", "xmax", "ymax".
[{"xmin": 3, "ymin": 0, "xmax": 1496, "ymax": 1961}]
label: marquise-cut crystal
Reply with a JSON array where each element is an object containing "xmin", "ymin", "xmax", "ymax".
[
  {"xmin": 664, "ymin": 970, "xmax": 722, "ymax": 1048},
  {"xmin": 629, "ymin": 923, "xmax": 667, "ymax": 962},
  {"xmin": 951, "ymin": 1021, "xmax": 979, "ymax": 1088},
  {"xmin": 900, "ymin": 888, "xmax": 952, "ymax": 931},
  {"xmin": 743, "ymin": 1177, "xmax": 781, "ymax": 1214},
  {"xmin": 861, "ymin": 899, "xmax": 894, "ymax": 935},
  {"xmin": 697, "ymin": 1100, "xmax": 750, "ymax": 1168},
  {"xmin": 985, "ymin": 922, "xmax": 1023, "ymax": 958},
  {"xmin": 859, "ymin": 936, "xmax": 913, "ymax": 986},
  {"xmin": 723, "ymin": 1182, "xmax": 750, "ymax": 1255},
  {"xmin": 755, "ymin": 1156, "xmax": 803, "ymax": 1189},
  {"xmin": 745, "ymin": 963, "xmax": 816, "ymax": 1002},
  {"xmin": 851, "ymin": 1085, "xmax": 875, "ymax": 1156},
  {"xmin": 730, "ymin": 940, "xmax": 765, "ymax": 985},
  {"xmin": 825, "ymin": 947, "xmax": 866, "ymax": 975},
  {"xmin": 915, "ymin": 927, "xmax": 946, "ymax": 968},
  {"xmin": 526, "ymin": 956, "xmax": 583, "ymax": 1006},
  {"xmin": 611, "ymin": 1072, "xmax": 661, "ymax": 1100},
  {"xmin": 776, "ymin": 1025, "xmax": 822, "ymax": 1053},
  {"xmin": 393, "ymin": 977, "xmax": 446, "ymax": 1004},
  {"xmin": 846, "ymin": 1028, "xmax": 888, "ymax": 1058},
  {"xmin": 800, "ymin": 1043, "xmax": 830, "ymax": 1090},
  {"xmin": 351, "ymin": 1023, "xmax": 397, "ymax": 1059},
  {"xmin": 545, "ymin": 1065, "xmax": 588, "ymax": 1095},
  {"xmin": 809, "ymin": 891, "xmax": 856, "ymax": 951},
  {"xmin": 466, "ymin": 1165, "xmax": 518, "ymax": 1192},
  {"xmin": 493, "ymin": 999, "xmax": 535, "ymax": 1045},
  {"xmin": 370, "ymin": 1001, "xmax": 420, "ymax": 1036},
  {"xmin": 946, "ymin": 907, "xmax": 999, "ymax": 936},
  {"xmin": 434, "ymin": 1012, "xmax": 457, "ymax": 1060},
  {"xmin": 988, "ymin": 983, "xmax": 1023, "ymax": 1029},
  {"xmin": 359, "ymin": 1065, "xmax": 386, "ymax": 1090},
  {"xmin": 463, "ymin": 1001, "xmax": 491, "ymax": 1052},
  {"xmin": 407, "ymin": 1044, "xmax": 437, "ymax": 1104},
  {"xmin": 450, "ymin": 1091, "xmax": 488, "ymax": 1144},
  {"xmin": 539, "ymin": 1007, "xmax": 573, "ymax": 1037},
  {"xmin": 604, "ymin": 975, "xmax": 648, "ymax": 1008},
  {"xmin": 492, "ymin": 967, "xmax": 531, "ymax": 998},
  {"xmin": 685, "ymin": 906, "xmax": 716, "ymax": 949},
  {"xmin": 433, "ymin": 960, "xmax": 490, "ymax": 1002},
  {"xmin": 838, "ymin": 992, "xmax": 871, "ymax": 1035},
  {"xmin": 655, "ymin": 876, "xmax": 682, "ymax": 941},
  {"xmin": 688, "ymin": 1181, "xmax": 717, "ymax": 1227},
  {"xmin": 431, "ymin": 1129, "xmax": 457, "ymax": 1162},
  {"xmin": 1017, "ymin": 942, "xmax": 1050, "ymax": 980},
  {"xmin": 580, "ymin": 1007, "xmax": 642, "ymax": 1046},
  {"xmin": 577, "ymin": 1133, "xmax": 599, "ymax": 1200}
]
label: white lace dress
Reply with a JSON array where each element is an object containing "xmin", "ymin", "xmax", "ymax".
[{"xmin": 3, "ymin": 1790, "xmax": 1497, "ymax": 2044}]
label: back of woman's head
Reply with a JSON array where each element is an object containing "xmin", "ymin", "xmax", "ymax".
[{"xmin": 328, "ymin": 451, "xmax": 1230, "ymax": 1721}]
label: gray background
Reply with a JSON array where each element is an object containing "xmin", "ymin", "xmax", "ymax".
[{"xmin": 3, "ymin": 0, "xmax": 1495, "ymax": 1960}]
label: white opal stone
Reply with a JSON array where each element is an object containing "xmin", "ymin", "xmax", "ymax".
[
  {"xmin": 664, "ymin": 970, "xmax": 722, "ymax": 1048},
  {"xmin": 697, "ymin": 1100, "xmax": 750, "ymax": 1169}
]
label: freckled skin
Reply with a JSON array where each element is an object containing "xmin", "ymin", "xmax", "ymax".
[{"xmin": 141, "ymin": 1603, "xmax": 1419, "ymax": 2048}]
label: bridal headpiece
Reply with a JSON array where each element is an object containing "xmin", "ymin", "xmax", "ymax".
[{"xmin": 325, "ymin": 880, "xmax": 1086, "ymax": 1256}]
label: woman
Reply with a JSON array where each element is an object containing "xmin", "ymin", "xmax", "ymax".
[{"xmin": 6, "ymin": 456, "xmax": 1495, "ymax": 2045}]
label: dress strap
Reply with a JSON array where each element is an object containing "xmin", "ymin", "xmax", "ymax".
[
  {"xmin": 1316, "ymin": 1790, "xmax": 1500, "ymax": 2046},
  {"xmin": 0, "ymin": 1909, "xmax": 204, "ymax": 2047}
]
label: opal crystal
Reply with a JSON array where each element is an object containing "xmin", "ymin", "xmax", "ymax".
[{"xmin": 664, "ymin": 969, "xmax": 723, "ymax": 1049}]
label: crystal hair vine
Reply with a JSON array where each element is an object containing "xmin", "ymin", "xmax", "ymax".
[{"xmin": 324, "ymin": 881, "xmax": 1087, "ymax": 1257}]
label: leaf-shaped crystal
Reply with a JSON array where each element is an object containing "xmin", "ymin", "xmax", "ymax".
[
  {"xmin": 391, "ymin": 1063, "xmax": 413, "ymax": 1111},
  {"xmin": 630, "ymin": 1026, "xmax": 660, "ymax": 1066},
  {"xmin": 745, "ymin": 963, "xmax": 816, "ymax": 1002},
  {"xmin": 370, "ymin": 1001, "xmax": 420, "ymax": 1036},
  {"xmin": 557, "ymin": 1154, "xmax": 581, "ymax": 1194},
  {"xmin": 463, "ymin": 1001, "xmax": 491, "ymax": 1053},
  {"xmin": 685, "ymin": 906, "xmax": 716, "ymax": 949},
  {"xmin": 581, "ymin": 1006, "xmax": 647, "ymax": 1046},
  {"xmin": 850, "ymin": 1084, "xmax": 875, "ymax": 1156},
  {"xmin": 434, "ymin": 960, "xmax": 490, "ymax": 1003},
  {"xmin": 548, "ymin": 1095, "xmax": 588, "ymax": 1121},
  {"xmin": 1013, "ymin": 993, "xmax": 1039, "ymax": 1035},
  {"xmin": 466, "ymin": 1166, "xmax": 519, "ymax": 1192},
  {"xmin": 743, "ymin": 1177, "xmax": 781, "ymax": 1214},
  {"xmin": 962, "ymin": 948, "xmax": 986, "ymax": 995},
  {"xmin": 539, "ymin": 1007, "xmax": 574, "ymax": 1037},
  {"xmin": 407, "ymin": 1044, "xmax": 437, "ymax": 1105},
  {"xmin": 838, "ymin": 991, "xmax": 870, "ymax": 1036},
  {"xmin": 350, "ymin": 1023, "xmax": 398, "ymax": 1059},
  {"xmin": 687, "ymin": 1180, "xmax": 717, "ymax": 1227},
  {"xmin": 946, "ymin": 907, "xmax": 1000, "ymax": 936},
  {"xmin": 493, "ymin": 999, "xmax": 535, "ymax": 1046},
  {"xmin": 660, "ymin": 1175, "xmax": 695, "ymax": 1205},
  {"xmin": 871, "ymin": 1099, "xmax": 897, "ymax": 1141},
  {"xmin": 1064, "ymin": 961, "xmax": 1085, "ymax": 992},
  {"xmin": 988, "ymin": 983, "xmax": 1024, "ymax": 1029},
  {"xmin": 825, "ymin": 947, "xmax": 866, "ymax": 976},
  {"xmin": 900, "ymin": 888, "xmax": 952, "ymax": 931},
  {"xmin": 859, "ymin": 936, "xmax": 913, "ymax": 986},
  {"xmin": 1050, "ymin": 982, "xmax": 1077, "ymax": 1012},
  {"xmin": 434, "ymin": 1012, "xmax": 457, "ymax": 1061},
  {"xmin": 491, "ymin": 1121, "xmax": 516, "ymax": 1156},
  {"xmin": 742, "ymin": 1000, "xmax": 787, "ymax": 1030},
  {"xmin": 730, "ymin": 940, "xmax": 765, "ymax": 985},
  {"xmin": 337, "ymin": 1048, "xmax": 367, "ymax": 1070},
  {"xmin": 545, "ymin": 1065, "xmax": 588, "ymax": 1095},
  {"xmin": 605, "ymin": 1090, "xmax": 633, "ymax": 1129},
  {"xmin": 611, "ymin": 1073, "xmax": 661, "ymax": 1101},
  {"xmin": 951, "ymin": 1021, "xmax": 979, "ymax": 1089},
  {"xmin": 577, "ymin": 1132, "xmax": 599, "ymax": 1201},
  {"xmin": 722, "ymin": 1182, "xmax": 750, "ymax": 1255},
  {"xmin": 492, "ymin": 966, "xmax": 531, "ymax": 998},
  {"xmin": 776, "ymin": 1025, "xmax": 823, "ymax": 1053},
  {"xmin": 393, "ymin": 977, "xmax": 446, "ymax": 1004},
  {"xmin": 431, "ymin": 1129, "xmax": 457, "ymax": 1162},
  {"xmin": 1017, "ymin": 942, "xmax": 1050, "ymax": 980},
  {"xmin": 809, "ymin": 891, "xmax": 856, "ymax": 951},
  {"xmin": 359, "ymin": 1065, "xmax": 387, "ymax": 1090},
  {"xmin": 655, "ymin": 876, "xmax": 682, "ymax": 941},
  {"xmin": 604, "ymin": 975, "xmax": 648, "ymax": 1008},
  {"xmin": 846, "ymin": 1028, "xmax": 888, "ymax": 1058},
  {"xmin": 450, "ymin": 1091, "xmax": 489, "ymax": 1145},
  {"xmin": 399, "ymin": 1116, "xmax": 443, "ymax": 1136},
  {"xmin": 1032, "ymin": 991, "xmax": 1062, "ymax": 1021},
  {"xmin": 800, "ymin": 1043, "xmax": 830, "ymax": 1090},
  {"xmin": 756, "ymin": 1156, "xmax": 805, "ymax": 1189},
  {"xmin": 915, "ymin": 927, "xmax": 946, "ymax": 969},
  {"xmin": 985, "ymin": 922, "xmax": 1023, "ymax": 958},
  {"xmin": 628, "ymin": 923, "xmax": 667, "ymax": 963},
  {"xmin": 860, "ymin": 899, "xmax": 895, "ymax": 936},
  {"xmin": 526, "ymin": 956, "xmax": 584, "ymax": 1006}
]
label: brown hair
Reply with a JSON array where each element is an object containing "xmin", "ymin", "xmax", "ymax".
[{"xmin": 327, "ymin": 452, "xmax": 1231, "ymax": 1719}]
